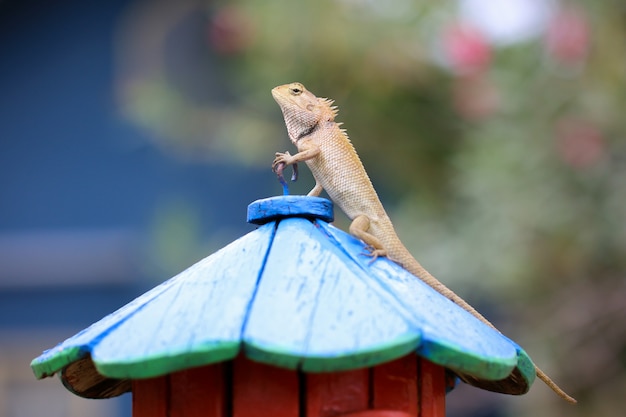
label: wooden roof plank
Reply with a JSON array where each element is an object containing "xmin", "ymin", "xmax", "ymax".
[
  {"xmin": 243, "ymin": 217, "xmax": 421, "ymax": 372},
  {"xmin": 317, "ymin": 221, "xmax": 518, "ymax": 381},
  {"xmin": 91, "ymin": 222, "xmax": 276, "ymax": 379}
]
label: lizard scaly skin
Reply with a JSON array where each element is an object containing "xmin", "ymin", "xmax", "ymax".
[{"xmin": 271, "ymin": 82, "xmax": 576, "ymax": 404}]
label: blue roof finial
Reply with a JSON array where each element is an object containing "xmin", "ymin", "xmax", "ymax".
[{"xmin": 247, "ymin": 196, "xmax": 334, "ymax": 225}]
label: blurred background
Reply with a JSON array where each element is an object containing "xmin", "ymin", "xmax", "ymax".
[{"xmin": 0, "ymin": 0, "xmax": 624, "ymax": 416}]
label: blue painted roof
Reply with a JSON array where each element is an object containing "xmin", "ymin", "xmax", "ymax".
[{"xmin": 31, "ymin": 196, "xmax": 535, "ymax": 398}]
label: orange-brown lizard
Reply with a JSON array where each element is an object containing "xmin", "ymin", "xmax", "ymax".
[{"xmin": 271, "ymin": 82, "xmax": 576, "ymax": 404}]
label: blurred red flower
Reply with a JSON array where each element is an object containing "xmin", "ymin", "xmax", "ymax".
[{"xmin": 442, "ymin": 22, "xmax": 492, "ymax": 75}]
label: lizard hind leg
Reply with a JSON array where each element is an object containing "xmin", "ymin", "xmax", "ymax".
[
  {"xmin": 307, "ymin": 181, "xmax": 323, "ymax": 197},
  {"xmin": 349, "ymin": 214, "xmax": 387, "ymax": 261}
]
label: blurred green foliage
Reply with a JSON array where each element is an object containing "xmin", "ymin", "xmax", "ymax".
[{"xmin": 116, "ymin": 0, "xmax": 625, "ymax": 415}]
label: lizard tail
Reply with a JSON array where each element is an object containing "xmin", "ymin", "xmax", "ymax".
[
  {"xmin": 402, "ymin": 255, "xmax": 577, "ymax": 404},
  {"xmin": 536, "ymin": 368, "xmax": 577, "ymax": 404}
]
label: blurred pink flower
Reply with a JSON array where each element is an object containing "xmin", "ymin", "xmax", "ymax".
[
  {"xmin": 555, "ymin": 118, "xmax": 605, "ymax": 169},
  {"xmin": 544, "ymin": 6, "xmax": 590, "ymax": 64},
  {"xmin": 442, "ymin": 22, "xmax": 492, "ymax": 75},
  {"xmin": 208, "ymin": 6, "xmax": 255, "ymax": 55}
]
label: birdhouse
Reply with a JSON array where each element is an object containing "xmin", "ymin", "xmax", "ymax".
[{"xmin": 31, "ymin": 195, "xmax": 536, "ymax": 417}]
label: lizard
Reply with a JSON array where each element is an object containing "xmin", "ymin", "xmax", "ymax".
[{"xmin": 271, "ymin": 82, "xmax": 577, "ymax": 404}]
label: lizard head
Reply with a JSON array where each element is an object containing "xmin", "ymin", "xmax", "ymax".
[{"xmin": 272, "ymin": 82, "xmax": 337, "ymax": 143}]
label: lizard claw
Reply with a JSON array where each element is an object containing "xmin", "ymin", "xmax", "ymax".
[
  {"xmin": 272, "ymin": 151, "xmax": 293, "ymax": 172},
  {"xmin": 361, "ymin": 246, "xmax": 387, "ymax": 265}
]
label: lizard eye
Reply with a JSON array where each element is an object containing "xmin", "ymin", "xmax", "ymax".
[{"xmin": 289, "ymin": 83, "xmax": 304, "ymax": 95}]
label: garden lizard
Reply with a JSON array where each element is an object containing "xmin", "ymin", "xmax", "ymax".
[{"xmin": 271, "ymin": 82, "xmax": 576, "ymax": 404}]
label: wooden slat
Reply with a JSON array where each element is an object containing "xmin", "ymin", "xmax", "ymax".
[
  {"xmin": 170, "ymin": 364, "xmax": 226, "ymax": 417},
  {"xmin": 132, "ymin": 376, "xmax": 168, "ymax": 417},
  {"xmin": 92, "ymin": 223, "xmax": 275, "ymax": 380},
  {"xmin": 320, "ymin": 221, "xmax": 520, "ymax": 383},
  {"xmin": 232, "ymin": 356, "xmax": 299, "ymax": 417},
  {"xmin": 306, "ymin": 368, "xmax": 369, "ymax": 417},
  {"xmin": 244, "ymin": 218, "xmax": 419, "ymax": 372},
  {"xmin": 372, "ymin": 355, "xmax": 418, "ymax": 416},
  {"xmin": 418, "ymin": 359, "xmax": 445, "ymax": 417}
]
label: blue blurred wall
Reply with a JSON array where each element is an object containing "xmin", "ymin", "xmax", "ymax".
[{"xmin": 0, "ymin": 1, "xmax": 268, "ymax": 415}]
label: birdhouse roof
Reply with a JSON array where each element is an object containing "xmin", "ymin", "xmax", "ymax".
[{"xmin": 31, "ymin": 196, "xmax": 535, "ymax": 399}]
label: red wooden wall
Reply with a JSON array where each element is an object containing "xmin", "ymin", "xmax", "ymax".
[{"xmin": 132, "ymin": 354, "xmax": 445, "ymax": 417}]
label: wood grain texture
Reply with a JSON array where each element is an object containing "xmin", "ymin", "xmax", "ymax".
[
  {"xmin": 32, "ymin": 222, "xmax": 275, "ymax": 383},
  {"xmin": 317, "ymin": 221, "xmax": 524, "ymax": 381},
  {"xmin": 132, "ymin": 376, "xmax": 168, "ymax": 417},
  {"xmin": 232, "ymin": 355, "xmax": 299, "ymax": 417},
  {"xmin": 372, "ymin": 355, "xmax": 418, "ymax": 416},
  {"xmin": 170, "ymin": 364, "xmax": 226, "ymax": 417},
  {"xmin": 93, "ymin": 222, "xmax": 275, "ymax": 379},
  {"xmin": 129, "ymin": 357, "xmax": 443, "ymax": 417},
  {"xmin": 418, "ymin": 358, "xmax": 445, "ymax": 417},
  {"xmin": 338, "ymin": 412, "xmax": 411, "ymax": 417},
  {"xmin": 306, "ymin": 368, "xmax": 369, "ymax": 417},
  {"xmin": 61, "ymin": 355, "xmax": 130, "ymax": 398},
  {"xmin": 243, "ymin": 217, "xmax": 421, "ymax": 371}
]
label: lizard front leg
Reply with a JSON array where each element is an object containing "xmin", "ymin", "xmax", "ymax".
[
  {"xmin": 272, "ymin": 144, "xmax": 321, "ymax": 170},
  {"xmin": 273, "ymin": 144, "xmax": 323, "ymax": 196},
  {"xmin": 349, "ymin": 214, "xmax": 387, "ymax": 260}
]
